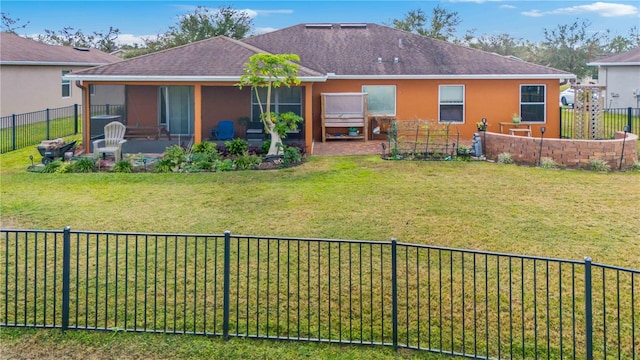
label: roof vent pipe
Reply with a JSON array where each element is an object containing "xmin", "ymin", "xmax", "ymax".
[
  {"xmin": 394, "ymin": 57, "xmax": 399, "ymax": 64},
  {"xmin": 398, "ymin": 38, "xmax": 403, "ymax": 48},
  {"xmin": 377, "ymin": 57, "xmax": 382, "ymax": 64}
]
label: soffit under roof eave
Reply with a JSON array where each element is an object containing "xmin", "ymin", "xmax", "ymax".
[
  {"xmin": 326, "ymin": 74, "xmax": 576, "ymax": 80},
  {"xmin": 63, "ymin": 75, "xmax": 328, "ymax": 82}
]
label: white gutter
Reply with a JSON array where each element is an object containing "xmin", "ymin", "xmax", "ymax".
[
  {"xmin": 63, "ymin": 74, "xmax": 328, "ymax": 82},
  {"xmin": 1, "ymin": 61, "xmax": 109, "ymax": 66},
  {"xmin": 327, "ymin": 74, "xmax": 576, "ymax": 80},
  {"xmin": 587, "ymin": 62, "xmax": 640, "ymax": 66},
  {"xmin": 63, "ymin": 73, "xmax": 575, "ymax": 82}
]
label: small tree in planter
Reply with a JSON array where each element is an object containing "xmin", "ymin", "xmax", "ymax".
[{"xmin": 237, "ymin": 53, "xmax": 303, "ymax": 157}]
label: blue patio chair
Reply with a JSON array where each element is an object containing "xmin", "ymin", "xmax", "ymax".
[{"xmin": 211, "ymin": 120, "xmax": 235, "ymax": 140}]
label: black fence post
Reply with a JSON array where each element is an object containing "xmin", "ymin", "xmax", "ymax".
[
  {"xmin": 61, "ymin": 226, "xmax": 71, "ymax": 331},
  {"xmin": 46, "ymin": 108, "xmax": 51, "ymax": 140},
  {"xmin": 391, "ymin": 238, "xmax": 398, "ymax": 351},
  {"xmin": 106, "ymin": 104, "xmax": 110, "ymax": 115},
  {"xmin": 559, "ymin": 107, "xmax": 563, "ymax": 138},
  {"xmin": 11, "ymin": 114, "xmax": 16, "ymax": 151},
  {"xmin": 74, "ymin": 104, "xmax": 79, "ymax": 134},
  {"xmin": 584, "ymin": 256, "xmax": 593, "ymax": 360},
  {"xmin": 223, "ymin": 230, "xmax": 231, "ymax": 340},
  {"xmin": 627, "ymin": 107, "xmax": 633, "ymax": 134}
]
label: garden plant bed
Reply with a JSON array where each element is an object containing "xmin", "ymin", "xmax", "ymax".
[{"xmin": 28, "ymin": 139, "xmax": 306, "ymax": 173}]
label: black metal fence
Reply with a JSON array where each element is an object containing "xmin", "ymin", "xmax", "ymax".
[
  {"xmin": 0, "ymin": 104, "xmax": 125, "ymax": 154},
  {"xmin": 1, "ymin": 228, "xmax": 638, "ymax": 359},
  {"xmin": 560, "ymin": 106, "xmax": 640, "ymax": 139},
  {"xmin": 0, "ymin": 105, "xmax": 80, "ymax": 154}
]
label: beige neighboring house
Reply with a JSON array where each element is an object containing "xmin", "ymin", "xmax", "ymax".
[
  {"xmin": 588, "ymin": 47, "xmax": 640, "ymax": 109},
  {"xmin": 0, "ymin": 32, "xmax": 121, "ymax": 117}
]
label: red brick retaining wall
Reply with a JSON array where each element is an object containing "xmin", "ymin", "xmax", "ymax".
[{"xmin": 484, "ymin": 132, "xmax": 638, "ymax": 169}]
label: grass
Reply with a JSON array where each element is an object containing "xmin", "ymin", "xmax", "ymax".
[{"xmin": 1, "ymin": 143, "xmax": 639, "ymax": 359}]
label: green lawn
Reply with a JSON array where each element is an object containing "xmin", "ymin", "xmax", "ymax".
[{"xmin": 1, "ymin": 143, "xmax": 639, "ymax": 359}]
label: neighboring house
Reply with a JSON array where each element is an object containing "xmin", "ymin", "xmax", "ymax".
[
  {"xmin": 0, "ymin": 32, "xmax": 121, "ymax": 117},
  {"xmin": 66, "ymin": 23, "xmax": 574, "ymax": 153},
  {"xmin": 588, "ymin": 47, "xmax": 640, "ymax": 109}
]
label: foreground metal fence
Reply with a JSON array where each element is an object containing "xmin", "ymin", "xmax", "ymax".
[
  {"xmin": 560, "ymin": 106, "xmax": 639, "ymax": 139},
  {"xmin": 1, "ymin": 228, "xmax": 638, "ymax": 359}
]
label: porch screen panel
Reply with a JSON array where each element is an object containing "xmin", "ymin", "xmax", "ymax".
[
  {"xmin": 324, "ymin": 94, "xmax": 365, "ymax": 117},
  {"xmin": 160, "ymin": 86, "xmax": 194, "ymax": 135}
]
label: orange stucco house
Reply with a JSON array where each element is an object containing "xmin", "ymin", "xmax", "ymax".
[{"xmin": 66, "ymin": 23, "xmax": 574, "ymax": 154}]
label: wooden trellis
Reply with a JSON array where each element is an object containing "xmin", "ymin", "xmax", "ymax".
[
  {"xmin": 573, "ymin": 86, "xmax": 606, "ymax": 139},
  {"xmin": 381, "ymin": 119, "xmax": 461, "ymax": 160}
]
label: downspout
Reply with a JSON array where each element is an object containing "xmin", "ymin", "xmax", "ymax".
[
  {"xmin": 75, "ymin": 80, "xmax": 90, "ymax": 154},
  {"xmin": 303, "ymin": 83, "xmax": 313, "ymax": 154}
]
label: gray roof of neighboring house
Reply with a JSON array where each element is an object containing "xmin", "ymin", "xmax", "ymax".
[
  {"xmin": 243, "ymin": 23, "xmax": 572, "ymax": 78},
  {"xmin": 588, "ymin": 47, "xmax": 640, "ymax": 66},
  {"xmin": 0, "ymin": 32, "xmax": 121, "ymax": 65},
  {"xmin": 70, "ymin": 36, "xmax": 323, "ymax": 79},
  {"xmin": 67, "ymin": 23, "xmax": 573, "ymax": 81}
]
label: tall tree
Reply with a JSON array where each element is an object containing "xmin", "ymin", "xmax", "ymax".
[
  {"xmin": 391, "ymin": 5, "xmax": 461, "ymax": 41},
  {"xmin": 540, "ymin": 19, "xmax": 606, "ymax": 79},
  {"xmin": 1, "ymin": 12, "xmax": 29, "ymax": 34},
  {"xmin": 164, "ymin": 5, "xmax": 252, "ymax": 47},
  {"xmin": 35, "ymin": 26, "xmax": 121, "ymax": 53},
  {"xmin": 237, "ymin": 54, "xmax": 303, "ymax": 157},
  {"xmin": 121, "ymin": 5, "xmax": 252, "ymax": 57}
]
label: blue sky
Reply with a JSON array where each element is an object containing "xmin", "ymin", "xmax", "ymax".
[{"xmin": 2, "ymin": 1, "xmax": 639, "ymax": 45}]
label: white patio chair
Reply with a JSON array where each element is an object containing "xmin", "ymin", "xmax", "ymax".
[{"xmin": 93, "ymin": 121, "xmax": 127, "ymax": 161}]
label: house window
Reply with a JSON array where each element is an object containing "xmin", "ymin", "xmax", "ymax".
[
  {"xmin": 362, "ymin": 85, "xmax": 396, "ymax": 116},
  {"xmin": 61, "ymin": 70, "xmax": 71, "ymax": 98},
  {"xmin": 89, "ymin": 84, "xmax": 95, "ymax": 96},
  {"xmin": 251, "ymin": 87, "xmax": 302, "ymax": 122},
  {"xmin": 439, "ymin": 85, "xmax": 464, "ymax": 123},
  {"xmin": 520, "ymin": 85, "xmax": 545, "ymax": 122}
]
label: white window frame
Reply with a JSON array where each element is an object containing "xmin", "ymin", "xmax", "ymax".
[
  {"xmin": 61, "ymin": 70, "xmax": 71, "ymax": 98},
  {"xmin": 362, "ymin": 85, "xmax": 396, "ymax": 116},
  {"xmin": 519, "ymin": 84, "xmax": 546, "ymax": 123},
  {"xmin": 438, "ymin": 85, "xmax": 465, "ymax": 123}
]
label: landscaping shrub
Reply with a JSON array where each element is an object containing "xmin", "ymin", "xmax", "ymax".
[
  {"xmin": 112, "ymin": 160, "xmax": 133, "ymax": 173},
  {"xmin": 589, "ymin": 159, "xmax": 611, "ymax": 172},
  {"xmin": 282, "ymin": 145, "xmax": 302, "ymax": 167},
  {"xmin": 234, "ymin": 153, "xmax": 262, "ymax": 170},
  {"xmin": 70, "ymin": 157, "xmax": 96, "ymax": 173},
  {"xmin": 497, "ymin": 152, "xmax": 514, "ymax": 165},
  {"xmin": 225, "ymin": 139, "xmax": 249, "ymax": 157},
  {"xmin": 41, "ymin": 160, "xmax": 63, "ymax": 173},
  {"xmin": 539, "ymin": 157, "xmax": 559, "ymax": 169}
]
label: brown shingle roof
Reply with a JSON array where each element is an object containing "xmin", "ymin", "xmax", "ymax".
[
  {"xmin": 73, "ymin": 36, "xmax": 322, "ymax": 78},
  {"xmin": 243, "ymin": 23, "xmax": 571, "ymax": 77},
  {"xmin": 67, "ymin": 23, "xmax": 572, "ymax": 80},
  {"xmin": 0, "ymin": 32, "xmax": 120, "ymax": 65},
  {"xmin": 589, "ymin": 47, "xmax": 640, "ymax": 65}
]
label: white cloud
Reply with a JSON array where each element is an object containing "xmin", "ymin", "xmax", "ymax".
[
  {"xmin": 116, "ymin": 34, "xmax": 158, "ymax": 46},
  {"xmin": 521, "ymin": 2, "xmax": 638, "ymax": 18},
  {"xmin": 522, "ymin": 9, "xmax": 544, "ymax": 17},
  {"xmin": 499, "ymin": 4, "xmax": 516, "ymax": 9},
  {"xmin": 552, "ymin": 2, "xmax": 638, "ymax": 17}
]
